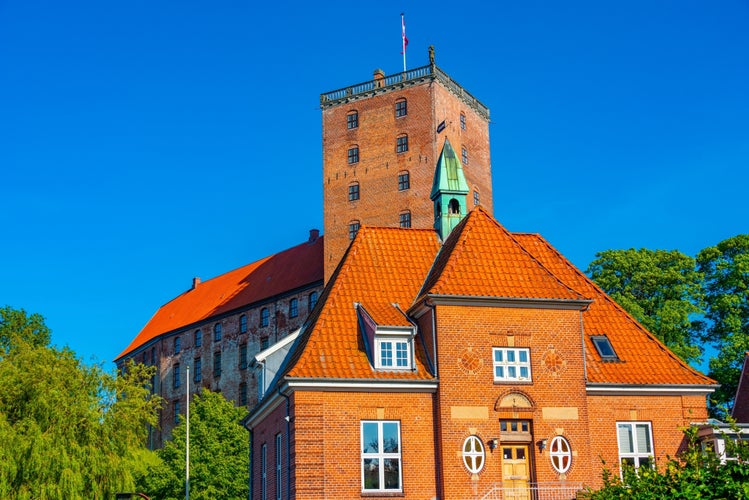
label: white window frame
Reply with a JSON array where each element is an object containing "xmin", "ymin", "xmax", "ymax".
[
  {"xmin": 617, "ymin": 422, "xmax": 654, "ymax": 471},
  {"xmin": 549, "ymin": 435, "xmax": 572, "ymax": 473},
  {"xmin": 462, "ymin": 435, "xmax": 485, "ymax": 474},
  {"xmin": 375, "ymin": 335, "xmax": 411, "ymax": 370},
  {"xmin": 492, "ymin": 347, "xmax": 532, "ymax": 381},
  {"xmin": 275, "ymin": 434, "xmax": 282, "ymax": 500},
  {"xmin": 361, "ymin": 420, "xmax": 402, "ymax": 493},
  {"xmin": 261, "ymin": 443, "xmax": 267, "ymax": 500}
]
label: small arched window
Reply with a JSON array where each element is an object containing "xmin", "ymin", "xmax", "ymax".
[
  {"xmin": 396, "ymin": 134, "xmax": 408, "ymax": 153},
  {"xmin": 347, "ymin": 110, "xmax": 358, "ymax": 129},
  {"xmin": 260, "ymin": 308, "xmax": 269, "ymax": 327},
  {"xmin": 398, "ymin": 171, "xmax": 410, "ymax": 191},
  {"xmin": 348, "ymin": 182, "xmax": 360, "ymax": 201},
  {"xmin": 399, "ymin": 211, "xmax": 411, "ymax": 228},
  {"xmin": 462, "ymin": 435, "xmax": 485, "ymax": 474},
  {"xmin": 550, "ymin": 436, "xmax": 572, "ymax": 473},
  {"xmin": 349, "ymin": 220, "xmax": 360, "ymax": 240},
  {"xmin": 214, "ymin": 323, "xmax": 222, "ymax": 341},
  {"xmin": 194, "ymin": 329, "xmax": 202, "ymax": 347},
  {"xmin": 448, "ymin": 199, "xmax": 461, "ymax": 215},
  {"xmin": 395, "ymin": 98, "xmax": 407, "ymax": 117},
  {"xmin": 240, "ymin": 314, "xmax": 247, "ymax": 334},
  {"xmin": 309, "ymin": 291, "xmax": 318, "ymax": 310},
  {"xmin": 348, "ymin": 145, "xmax": 359, "ymax": 164},
  {"xmin": 473, "ymin": 189, "xmax": 480, "ymax": 206}
]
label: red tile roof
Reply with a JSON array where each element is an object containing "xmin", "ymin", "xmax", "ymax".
[
  {"xmin": 116, "ymin": 236, "xmax": 323, "ymax": 361},
  {"xmin": 421, "ymin": 207, "xmax": 587, "ymax": 303},
  {"xmin": 282, "ymin": 208, "xmax": 713, "ymax": 387},
  {"xmin": 513, "ymin": 232, "xmax": 714, "ymax": 386},
  {"xmin": 285, "ymin": 227, "xmax": 441, "ymax": 380}
]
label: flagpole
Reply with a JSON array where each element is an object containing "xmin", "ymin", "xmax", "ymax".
[
  {"xmin": 401, "ymin": 13, "xmax": 407, "ymax": 72},
  {"xmin": 186, "ymin": 365, "xmax": 190, "ymax": 500}
]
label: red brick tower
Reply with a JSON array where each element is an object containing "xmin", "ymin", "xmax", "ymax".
[{"xmin": 320, "ymin": 47, "xmax": 493, "ymax": 282}]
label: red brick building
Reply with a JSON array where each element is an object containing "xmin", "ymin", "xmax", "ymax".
[
  {"xmin": 244, "ymin": 208, "xmax": 715, "ymax": 499},
  {"xmin": 115, "ymin": 231, "xmax": 324, "ymax": 447},
  {"xmin": 321, "ymin": 49, "xmax": 493, "ymax": 282}
]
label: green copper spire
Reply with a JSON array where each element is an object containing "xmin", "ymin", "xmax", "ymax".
[{"xmin": 431, "ymin": 138, "xmax": 469, "ymax": 239}]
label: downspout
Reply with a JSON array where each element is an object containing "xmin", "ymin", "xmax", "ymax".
[
  {"xmin": 426, "ymin": 299, "xmax": 442, "ymax": 499},
  {"xmin": 279, "ymin": 388, "xmax": 291, "ymax": 500},
  {"xmin": 248, "ymin": 429, "xmax": 254, "ymax": 500}
]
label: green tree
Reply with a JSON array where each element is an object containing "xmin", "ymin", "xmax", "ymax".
[
  {"xmin": 587, "ymin": 248, "xmax": 705, "ymax": 364},
  {"xmin": 137, "ymin": 388, "xmax": 249, "ymax": 500},
  {"xmin": 697, "ymin": 234, "xmax": 749, "ymax": 414},
  {"xmin": 0, "ymin": 306, "xmax": 161, "ymax": 499},
  {"xmin": 0, "ymin": 305, "xmax": 51, "ymax": 354}
]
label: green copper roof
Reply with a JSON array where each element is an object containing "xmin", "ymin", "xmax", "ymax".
[{"xmin": 431, "ymin": 138, "xmax": 469, "ymax": 199}]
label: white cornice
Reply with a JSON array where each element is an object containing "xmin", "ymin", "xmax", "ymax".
[{"xmin": 586, "ymin": 383, "xmax": 717, "ymax": 396}]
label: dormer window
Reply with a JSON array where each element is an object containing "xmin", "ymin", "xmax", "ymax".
[
  {"xmin": 376, "ymin": 335, "xmax": 411, "ymax": 370},
  {"xmin": 591, "ymin": 335, "xmax": 618, "ymax": 361}
]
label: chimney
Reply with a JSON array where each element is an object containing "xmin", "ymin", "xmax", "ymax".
[
  {"xmin": 309, "ymin": 229, "xmax": 320, "ymax": 243},
  {"xmin": 373, "ymin": 68, "xmax": 385, "ymax": 88},
  {"xmin": 192, "ymin": 277, "xmax": 201, "ymax": 289}
]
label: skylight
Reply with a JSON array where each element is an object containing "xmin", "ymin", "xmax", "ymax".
[{"xmin": 591, "ymin": 335, "xmax": 618, "ymax": 361}]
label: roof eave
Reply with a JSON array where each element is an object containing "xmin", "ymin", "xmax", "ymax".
[{"xmin": 586, "ymin": 383, "xmax": 718, "ymax": 396}]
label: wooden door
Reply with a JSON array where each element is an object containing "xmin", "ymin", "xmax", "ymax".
[{"xmin": 501, "ymin": 445, "xmax": 530, "ymax": 500}]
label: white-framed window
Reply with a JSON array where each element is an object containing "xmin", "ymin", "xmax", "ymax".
[
  {"xmin": 617, "ymin": 422, "xmax": 654, "ymax": 471},
  {"xmin": 462, "ymin": 435, "xmax": 485, "ymax": 474},
  {"xmin": 549, "ymin": 436, "xmax": 572, "ymax": 473},
  {"xmin": 375, "ymin": 337, "xmax": 411, "ymax": 370},
  {"xmin": 361, "ymin": 421, "xmax": 402, "ymax": 492},
  {"xmin": 493, "ymin": 347, "xmax": 531, "ymax": 381},
  {"xmin": 261, "ymin": 443, "xmax": 267, "ymax": 500},
  {"xmin": 276, "ymin": 433, "xmax": 282, "ymax": 500}
]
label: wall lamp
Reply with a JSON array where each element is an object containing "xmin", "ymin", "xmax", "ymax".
[
  {"xmin": 538, "ymin": 438, "xmax": 548, "ymax": 453},
  {"xmin": 488, "ymin": 438, "xmax": 499, "ymax": 452}
]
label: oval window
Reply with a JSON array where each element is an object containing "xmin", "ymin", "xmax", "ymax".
[
  {"xmin": 462, "ymin": 435, "xmax": 485, "ymax": 474},
  {"xmin": 549, "ymin": 436, "xmax": 572, "ymax": 473}
]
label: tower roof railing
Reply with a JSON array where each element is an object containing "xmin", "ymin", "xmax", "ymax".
[{"xmin": 320, "ymin": 64, "xmax": 489, "ymax": 120}]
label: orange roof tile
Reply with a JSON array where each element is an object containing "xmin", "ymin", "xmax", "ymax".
[
  {"xmin": 513, "ymin": 232, "xmax": 714, "ymax": 386},
  {"xmin": 421, "ymin": 207, "xmax": 586, "ymax": 303},
  {"xmin": 285, "ymin": 227, "xmax": 441, "ymax": 380},
  {"xmin": 116, "ymin": 236, "xmax": 323, "ymax": 360}
]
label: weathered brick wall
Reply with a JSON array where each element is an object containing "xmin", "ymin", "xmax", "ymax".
[
  {"xmin": 125, "ymin": 283, "xmax": 323, "ymax": 448},
  {"xmin": 432, "ymin": 304, "xmax": 593, "ymax": 498},
  {"xmin": 322, "ymin": 76, "xmax": 493, "ymax": 282}
]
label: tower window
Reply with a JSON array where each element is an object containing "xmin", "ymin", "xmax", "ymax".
[
  {"xmin": 448, "ymin": 199, "xmax": 461, "ymax": 215},
  {"xmin": 347, "ymin": 111, "xmax": 358, "ymax": 129},
  {"xmin": 461, "ymin": 147, "xmax": 468, "ymax": 165},
  {"xmin": 348, "ymin": 182, "xmax": 360, "ymax": 201},
  {"xmin": 399, "ymin": 211, "xmax": 411, "ymax": 228},
  {"xmin": 348, "ymin": 146, "xmax": 359, "ymax": 164},
  {"xmin": 349, "ymin": 220, "xmax": 360, "ymax": 240},
  {"xmin": 398, "ymin": 171, "xmax": 410, "ymax": 191},
  {"xmin": 460, "ymin": 112, "xmax": 466, "ymax": 130},
  {"xmin": 474, "ymin": 190, "xmax": 480, "ymax": 206},
  {"xmin": 396, "ymin": 135, "xmax": 408, "ymax": 154},
  {"xmin": 260, "ymin": 307, "xmax": 270, "ymax": 328},
  {"xmin": 395, "ymin": 98, "xmax": 407, "ymax": 117}
]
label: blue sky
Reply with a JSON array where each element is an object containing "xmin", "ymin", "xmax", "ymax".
[{"xmin": 1, "ymin": 1, "xmax": 747, "ymax": 368}]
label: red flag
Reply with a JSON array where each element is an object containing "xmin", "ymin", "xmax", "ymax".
[{"xmin": 401, "ymin": 14, "xmax": 408, "ymax": 55}]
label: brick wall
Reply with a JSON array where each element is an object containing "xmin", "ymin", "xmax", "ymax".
[
  {"xmin": 124, "ymin": 283, "xmax": 323, "ymax": 448},
  {"xmin": 430, "ymin": 304, "xmax": 593, "ymax": 497},
  {"xmin": 252, "ymin": 390, "xmax": 438, "ymax": 499},
  {"xmin": 322, "ymin": 76, "xmax": 493, "ymax": 282}
]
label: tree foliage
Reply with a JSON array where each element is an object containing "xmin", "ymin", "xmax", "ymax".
[
  {"xmin": 582, "ymin": 426, "xmax": 749, "ymax": 499},
  {"xmin": 0, "ymin": 306, "xmax": 161, "ymax": 499},
  {"xmin": 587, "ymin": 248, "xmax": 705, "ymax": 364},
  {"xmin": 137, "ymin": 388, "xmax": 249, "ymax": 500},
  {"xmin": 697, "ymin": 235, "xmax": 749, "ymax": 414}
]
